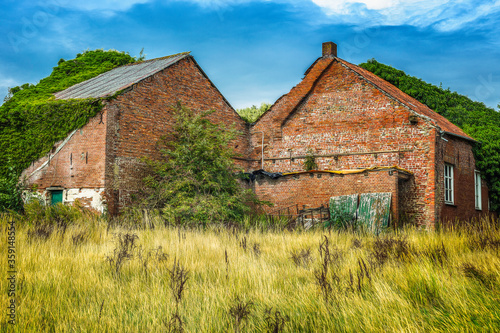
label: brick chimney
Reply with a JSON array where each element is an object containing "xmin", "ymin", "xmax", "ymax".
[{"xmin": 322, "ymin": 42, "xmax": 337, "ymax": 57}]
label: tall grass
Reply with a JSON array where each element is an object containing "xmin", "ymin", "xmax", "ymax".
[{"xmin": 1, "ymin": 212, "xmax": 499, "ymax": 332}]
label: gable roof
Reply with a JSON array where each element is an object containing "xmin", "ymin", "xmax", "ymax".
[
  {"xmin": 337, "ymin": 58, "xmax": 474, "ymax": 141},
  {"xmin": 254, "ymin": 57, "xmax": 335, "ymax": 127},
  {"xmin": 257, "ymin": 55, "xmax": 474, "ymax": 142},
  {"xmin": 54, "ymin": 52, "xmax": 190, "ymax": 100}
]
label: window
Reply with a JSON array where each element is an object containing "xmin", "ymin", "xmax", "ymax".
[
  {"xmin": 444, "ymin": 164, "xmax": 454, "ymax": 204},
  {"xmin": 475, "ymin": 171, "xmax": 482, "ymax": 210}
]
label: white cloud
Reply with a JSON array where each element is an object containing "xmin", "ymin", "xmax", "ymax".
[
  {"xmin": 178, "ymin": 0, "xmax": 500, "ymax": 31},
  {"xmin": 42, "ymin": 0, "xmax": 500, "ymax": 31},
  {"xmin": 310, "ymin": 0, "xmax": 500, "ymax": 31}
]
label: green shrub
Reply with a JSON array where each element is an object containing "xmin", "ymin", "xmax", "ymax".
[{"xmin": 139, "ymin": 103, "xmax": 263, "ymax": 226}]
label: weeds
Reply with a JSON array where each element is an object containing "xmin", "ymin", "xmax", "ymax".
[
  {"xmin": 253, "ymin": 242, "xmax": 261, "ymax": 258},
  {"xmin": 290, "ymin": 248, "xmax": 313, "ymax": 268},
  {"xmin": 422, "ymin": 242, "xmax": 448, "ymax": 267},
  {"xmin": 72, "ymin": 231, "xmax": 88, "ymax": 246},
  {"xmin": 165, "ymin": 258, "xmax": 189, "ymax": 333},
  {"xmin": 168, "ymin": 258, "xmax": 190, "ymax": 305},
  {"xmin": 351, "ymin": 237, "xmax": 363, "ymax": 249},
  {"xmin": 138, "ymin": 246, "xmax": 169, "ymax": 277},
  {"xmin": 4, "ymin": 215, "xmax": 500, "ymax": 332},
  {"xmin": 263, "ymin": 307, "xmax": 290, "ymax": 333},
  {"xmin": 97, "ymin": 300, "xmax": 104, "ymax": 326},
  {"xmin": 225, "ymin": 249, "xmax": 230, "ymax": 279},
  {"xmin": 356, "ymin": 258, "xmax": 371, "ymax": 292},
  {"xmin": 26, "ymin": 223, "xmax": 53, "ymax": 241},
  {"xmin": 228, "ymin": 296, "xmax": 253, "ymax": 333},
  {"xmin": 369, "ymin": 235, "xmax": 412, "ymax": 269},
  {"xmin": 106, "ymin": 233, "xmax": 139, "ymax": 275},
  {"xmin": 462, "ymin": 263, "xmax": 496, "ymax": 289},
  {"xmin": 239, "ymin": 236, "xmax": 247, "ymax": 251},
  {"xmin": 165, "ymin": 312, "xmax": 185, "ymax": 333},
  {"xmin": 314, "ymin": 235, "xmax": 340, "ymax": 302}
]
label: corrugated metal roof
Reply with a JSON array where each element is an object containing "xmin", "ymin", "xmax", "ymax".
[{"xmin": 54, "ymin": 52, "xmax": 190, "ymax": 100}]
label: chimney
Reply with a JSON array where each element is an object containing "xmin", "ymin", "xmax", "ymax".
[{"xmin": 322, "ymin": 42, "xmax": 337, "ymax": 57}]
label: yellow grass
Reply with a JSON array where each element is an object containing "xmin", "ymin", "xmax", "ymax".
[{"xmin": 1, "ymin": 214, "xmax": 499, "ymax": 332}]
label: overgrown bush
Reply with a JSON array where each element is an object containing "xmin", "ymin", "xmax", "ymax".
[{"xmin": 139, "ymin": 103, "xmax": 263, "ymax": 226}]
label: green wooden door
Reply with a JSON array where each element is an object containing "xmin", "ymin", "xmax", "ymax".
[
  {"xmin": 357, "ymin": 192, "xmax": 391, "ymax": 234},
  {"xmin": 51, "ymin": 190, "xmax": 63, "ymax": 205},
  {"xmin": 329, "ymin": 194, "xmax": 358, "ymax": 227}
]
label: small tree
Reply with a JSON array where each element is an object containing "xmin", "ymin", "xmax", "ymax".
[{"xmin": 141, "ymin": 103, "xmax": 258, "ymax": 225}]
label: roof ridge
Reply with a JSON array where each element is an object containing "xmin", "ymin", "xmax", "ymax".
[
  {"xmin": 252, "ymin": 57, "xmax": 334, "ymax": 126},
  {"xmin": 122, "ymin": 51, "xmax": 191, "ymax": 67}
]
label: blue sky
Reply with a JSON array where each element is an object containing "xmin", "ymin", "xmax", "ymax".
[{"xmin": 1, "ymin": 0, "xmax": 499, "ymax": 110}]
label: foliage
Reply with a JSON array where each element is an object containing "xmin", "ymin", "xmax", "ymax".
[
  {"xmin": 2, "ymin": 216, "xmax": 500, "ymax": 331},
  {"xmin": 303, "ymin": 150, "xmax": 317, "ymax": 171},
  {"xmin": 236, "ymin": 102, "xmax": 271, "ymax": 123},
  {"xmin": 0, "ymin": 49, "xmax": 138, "ymax": 211},
  {"xmin": 140, "ymin": 103, "xmax": 260, "ymax": 225},
  {"xmin": 0, "ymin": 164, "xmax": 24, "ymax": 211},
  {"xmin": 360, "ymin": 59, "xmax": 500, "ymax": 212}
]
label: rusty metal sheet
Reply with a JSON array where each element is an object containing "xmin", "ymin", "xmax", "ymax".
[
  {"xmin": 329, "ymin": 194, "xmax": 358, "ymax": 226},
  {"xmin": 357, "ymin": 192, "xmax": 391, "ymax": 233}
]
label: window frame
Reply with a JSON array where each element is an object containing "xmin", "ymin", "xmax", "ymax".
[
  {"xmin": 444, "ymin": 163, "xmax": 454, "ymax": 205},
  {"xmin": 475, "ymin": 170, "xmax": 482, "ymax": 210}
]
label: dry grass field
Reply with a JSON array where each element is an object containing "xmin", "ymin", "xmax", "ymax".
[{"xmin": 1, "ymin": 207, "xmax": 499, "ymax": 332}]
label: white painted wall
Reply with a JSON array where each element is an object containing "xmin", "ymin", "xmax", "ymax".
[
  {"xmin": 23, "ymin": 188, "xmax": 106, "ymax": 213},
  {"xmin": 64, "ymin": 188, "xmax": 106, "ymax": 212}
]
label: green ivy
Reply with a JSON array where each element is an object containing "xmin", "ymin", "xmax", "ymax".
[{"xmin": 0, "ymin": 49, "xmax": 139, "ymax": 211}]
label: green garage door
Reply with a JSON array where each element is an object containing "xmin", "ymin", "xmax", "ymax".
[{"xmin": 51, "ymin": 190, "xmax": 63, "ymax": 205}]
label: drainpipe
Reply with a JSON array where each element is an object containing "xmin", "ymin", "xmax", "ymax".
[{"xmin": 254, "ymin": 131, "xmax": 265, "ymax": 170}]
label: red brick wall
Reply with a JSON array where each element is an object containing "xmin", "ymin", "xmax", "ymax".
[
  {"xmin": 436, "ymin": 135, "xmax": 490, "ymax": 222},
  {"xmin": 250, "ymin": 60, "xmax": 438, "ymax": 226},
  {"xmin": 254, "ymin": 169, "xmax": 400, "ymax": 221},
  {"xmin": 22, "ymin": 111, "xmax": 107, "ymax": 190},
  {"xmin": 104, "ymin": 56, "xmax": 249, "ymax": 212}
]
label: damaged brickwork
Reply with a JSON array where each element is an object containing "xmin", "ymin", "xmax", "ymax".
[
  {"xmin": 21, "ymin": 44, "xmax": 491, "ymax": 227},
  {"xmin": 247, "ymin": 43, "xmax": 490, "ymax": 227}
]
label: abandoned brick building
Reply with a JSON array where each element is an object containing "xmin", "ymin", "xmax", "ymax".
[
  {"xmin": 22, "ymin": 52, "xmax": 249, "ymax": 215},
  {"xmin": 248, "ymin": 42, "xmax": 490, "ymax": 227},
  {"xmin": 22, "ymin": 43, "xmax": 490, "ymax": 227}
]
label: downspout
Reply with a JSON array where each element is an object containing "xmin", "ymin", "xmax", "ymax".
[{"xmin": 254, "ymin": 131, "xmax": 265, "ymax": 170}]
